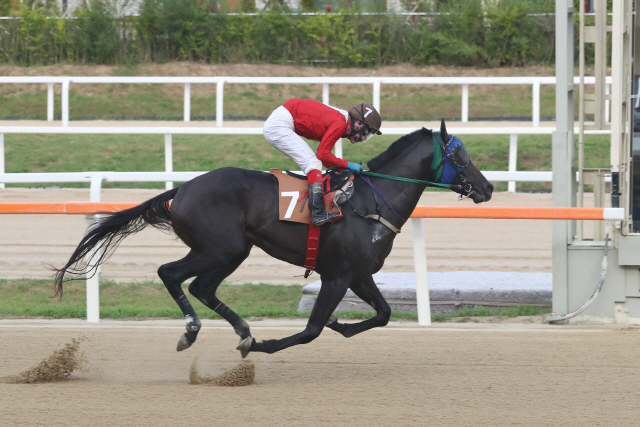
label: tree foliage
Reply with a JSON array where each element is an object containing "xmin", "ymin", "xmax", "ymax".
[{"xmin": 0, "ymin": 0, "xmax": 557, "ymax": 67}]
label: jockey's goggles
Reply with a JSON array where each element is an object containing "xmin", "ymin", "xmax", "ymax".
[{"xmin": 360, "ymin": 125, "xmax": 376, "ymax": 142}]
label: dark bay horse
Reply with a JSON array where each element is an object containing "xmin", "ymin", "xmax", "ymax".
[{"xmin": 53, "ymin": 120, "xmax": 493, "ymax": 357}]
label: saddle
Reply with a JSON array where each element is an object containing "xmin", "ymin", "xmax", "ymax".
[
  {"xmin": 269, "ymin": 168, "xmax": 355, "ymax": 224},
  {"xmin": 270, "ymin": 168, "xmax": 355, "ymax": 278}
]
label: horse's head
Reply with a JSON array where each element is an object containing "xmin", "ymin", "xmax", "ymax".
[{"xmin": 435, "ymin": 119, "xmax": 493, "ymax": 204}]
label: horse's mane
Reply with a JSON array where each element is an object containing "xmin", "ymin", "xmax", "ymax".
[{"xmin": 367, "ymin": 128, "xmax": 432, "ymax": 172}]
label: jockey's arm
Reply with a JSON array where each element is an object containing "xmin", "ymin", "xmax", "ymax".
[{"xmin": 316, "ymin": 122, "xmax": 349, "ymax": 170}]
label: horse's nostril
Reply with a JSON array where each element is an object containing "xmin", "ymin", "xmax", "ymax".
[{"xmin": 487, "ymin": 183, "xmax": 494, "ymax": 194}]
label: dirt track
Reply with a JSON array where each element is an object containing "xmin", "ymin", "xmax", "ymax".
[
  {"xmin": 1, "ymin": 189, "xmax": 635, "ymax": 426},
  {"xmin": 0, "ymin": 188, "xmax": 586, "ymax": 285},
  {"xmin": 1, "ymin": 319, "xmax": 639, "ymax": 426}
]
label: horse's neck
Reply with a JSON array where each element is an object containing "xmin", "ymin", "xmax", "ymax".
[{"xmin": 370, "ymin": 140, "xmax": 433, "ymax": 222}]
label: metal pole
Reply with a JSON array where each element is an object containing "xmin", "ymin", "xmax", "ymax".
[
  {"xmin": 216, "ymin": 80, "xmax": 225, "ymax": 128},
  {"xmin": 62, "ymin": 79, "xmax": 70, "ymax": 127},
  {"xmin": 552, "ymin": 0, "xmax": 576, "ymax": 319},
  {"xmin": 411, "ymin": 218, "xmax": 431, "ymax": 326},
  {"xmin": 577, "ymin": 0, "xmax": 587, "ymax": 240},
  {"xmin": 183, "ymin": 83, "xmax": 191, "ymax": 122},
  {"xmin": 508, "ymin": 134, "xmax": 518, "ymax": 193},
  {"xmin": 47, "ymin": 83, "xmax": 54, "ymax": 122},
  {"xmin": 164, "ymin": 134, "xmax": 173, "ymax": 190},
  {"xmin": 462, "ymin": 84, "xmax": 469, "ymax": 122}
]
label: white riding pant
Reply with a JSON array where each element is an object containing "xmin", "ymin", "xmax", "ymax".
[{"xmin": 263, "ymin": 106, "xmax": 322, "ymax": 175}]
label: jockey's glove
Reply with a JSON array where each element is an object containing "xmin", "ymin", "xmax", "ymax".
[{"xmin": 347, "ymin": 162, "xmax": 362, "ymax": 174}]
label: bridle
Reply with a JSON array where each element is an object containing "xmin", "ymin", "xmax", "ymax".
[
  {"xmin": 432, "ymin": 132, "xmax": 475, "ymax": 201},
  {"xmin": 336, "ymin": 130, "xmax": 478, "ymax": 233}
]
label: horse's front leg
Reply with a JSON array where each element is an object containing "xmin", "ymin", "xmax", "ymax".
[
  {"xmin": 326, "ymin": 275, "xmax": 392, "ymax": 338},
  {"xmin": 247, "ymin": 278, "xmax": 349, "ymax": 355}
]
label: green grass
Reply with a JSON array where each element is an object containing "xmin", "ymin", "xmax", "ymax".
[
  {"xmin": 0, "ymin": 279, "xmax": 550, "ymax": 322},
  {"xmin": 0, "ymin": 82, "xmax": 557, "ymax": 121},
  {"xmin": 3, "ymin": 132, "xmax": 611, "ymax": 192}
]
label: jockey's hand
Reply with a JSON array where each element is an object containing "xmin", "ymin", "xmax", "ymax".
[{"xmin": 347, "ymin": 162, "xmax": 362, "ymax": 174}]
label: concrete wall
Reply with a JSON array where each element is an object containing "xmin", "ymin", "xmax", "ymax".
[{"xmin": 566, "ymin": 241, "xmax": 640, "ymax": 324}]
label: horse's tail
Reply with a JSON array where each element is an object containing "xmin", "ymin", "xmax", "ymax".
[{"xmin": 52, "ymin": 186, "xmax": 180, "ymax": 298}]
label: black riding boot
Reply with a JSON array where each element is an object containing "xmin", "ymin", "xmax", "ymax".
[{"xmin": 309, "ymin": 182, "xmax": 339, "ymax": 226}]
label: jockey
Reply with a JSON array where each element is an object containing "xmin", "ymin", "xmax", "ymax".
[{"xmin": 263, "ymin": 98, "xmax": 382, "ymax": 226}]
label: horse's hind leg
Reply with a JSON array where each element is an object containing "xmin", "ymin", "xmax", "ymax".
[
  {"xmin": 326, "ymin": 275, "xmax": 391, "ymax": 338},
  {"xmin": 157, "ymin": 250, "xmax": 218, "ymax": 351},
  {"xmin": 188, "ymin": 249, "xmax": 254, "ymax": 355}
]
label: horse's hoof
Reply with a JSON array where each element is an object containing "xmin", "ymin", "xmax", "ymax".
[
  {"xmin": 236, "ymin": 336, "xmax": 254, "ymax": 359},
  {"xmin": 326, "ymin": 315, "xmax": 338, "ymax": 326},
  {"xmin": 177, "ymin": 334, "xmax": 194, "ymax": 352}
]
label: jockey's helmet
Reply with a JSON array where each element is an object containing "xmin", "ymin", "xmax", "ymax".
[{"xmin": 347, "ymin": 103, "xmax": 382, "ymax": 143}]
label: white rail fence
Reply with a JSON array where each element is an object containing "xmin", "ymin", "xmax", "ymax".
[
  {"xmin": 0, "ymin": 125, "xmax": 611, "ymax": 192},
  {"xmin": 0, "ymin": 76, "xmax": 612, "ymax": 128}
]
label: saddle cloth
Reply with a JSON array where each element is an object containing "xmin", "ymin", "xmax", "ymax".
[{"xmin": 269, "ymin": 168, "xmax": 354, "ymax": 224}]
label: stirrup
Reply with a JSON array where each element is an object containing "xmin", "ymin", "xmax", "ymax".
[{"xmin": 312, "ymin": 211, "xmax": 340, "ymax": 226}]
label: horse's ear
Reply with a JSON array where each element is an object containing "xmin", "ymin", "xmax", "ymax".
[{"xmin": 440, "ymin": 118, "xmax": 449, "ymax": 142}]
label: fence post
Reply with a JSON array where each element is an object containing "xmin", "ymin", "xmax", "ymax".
[
  {"xmin": 184, "ymin": 83, "xmax": 191, "ymax": 122},
  {"xmin": 85, "ymin": 173, "xmax": 105, "ymax": 324},
  {"xmin": 532, "ymin": 80, "xmax": 541, "ymax": 127},
  {"xmin": 334, "ymin": 140, "xmax": 343, "ymax": 159},
  {"xmin": 47, "ymin": 83, "xmax": 54, "ymax": 122},
  {"xmin": 165, "ymin": 134, "xmax": 173, "ymax": 190},
  {"xmin": 411, "ymin": 218, "xmax": 431, "ymax": 326},
  {"xmin": 462, "ymin": 84, "xmax": 469, "ymax": 122},
  {"xmin": 216, "ymin": 80, "xmax": 225, "ymax": 128},
  {"xmin": 0, "ymin": 133, "xmax": 4, "ymax": 190},
  {"xmin": 606, "ymin": 83, "xmax": 611, "ymax": 122},
  {"xmin": 62, "ymin": 79, "xmax": 70, "ymax": 127},
  {"xmin": 373, "ymin": 80, "xmax": 381, "ymax": 114},
  {"xmin": 323, "ymin": 83, "xmax": 329, "ymax": 105},
  {"xmin": 508, "ymin": 134, "xmax": 518, "ymax": 192}
]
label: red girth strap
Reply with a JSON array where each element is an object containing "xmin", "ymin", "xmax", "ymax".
[
  {"xmin": 303, "ymin": 172, "xmax": 335, "ymax": 278},
  {"xmin": 303, "ymin": 222, "xmax": 321, "ymax": 278}
]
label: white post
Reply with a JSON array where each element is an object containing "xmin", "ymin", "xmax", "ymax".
[
  {"xmin": 606, "ymin": 83, "xmax": 610, "ymax": 123},
  {"xmin": 216, "ymin": 80, "xmax": 225, "ymax": 128},
  {"xmin": 373, "ymin": 80, "xmax": 381, "ymax": 114},
  {"xmin": 411, "ymin": 218, "xmax": 431, "ymax": 326},
  {"xmin": 164, "ymin": 134, "xmax": 173, "ymax": 190},
  {"xmin": 335, "ymin": 140, "xmax": 343, "ymax": 159},
  {"xmin": 323, "ymin": 83, "xmax": 329, "ymax": 105},
  {"xmin": 461, "ymin": 84, "xmax": 469, "ymax": 122},
  {"xmin": 0, "ymin": 133, "xmax": 4, "ymax": 190},
  {"xmin": 532, "ymin": 80, "xmax": 541, "ymax": 127},
  {"xmin": 508, "ymin": 134, "xmax": 518, "ymax": 193},
  {"xmin": 183, "ymin": 83, "xmax": 191, "ymax": 122},
  {"xmin": 85, "ymin": 174, "xmax": 104, "ymax": 324},
  {"xmin": 62, "ymin": 79, "xmax": 70, "ymax": 127},
  {"xmin": 47, "ymin": 83, "xmax": 54, "ymax": 122}
]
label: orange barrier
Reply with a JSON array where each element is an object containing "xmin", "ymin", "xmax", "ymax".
[
  {"xmin": 410, "ymin": 206, "xmax": 611, "ymax": 220},
  {"xmin": 0, "ymin": 202, "xmax": 138, "ymax": 215},
  {"xmin": 0, "ymin": 202, "xmax": 614, "ymax": 220}
]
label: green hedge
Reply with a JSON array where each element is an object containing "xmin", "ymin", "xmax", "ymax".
[{"xmin": 0, "ymin": 0, "xmax": 556, "ymax": 67}]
